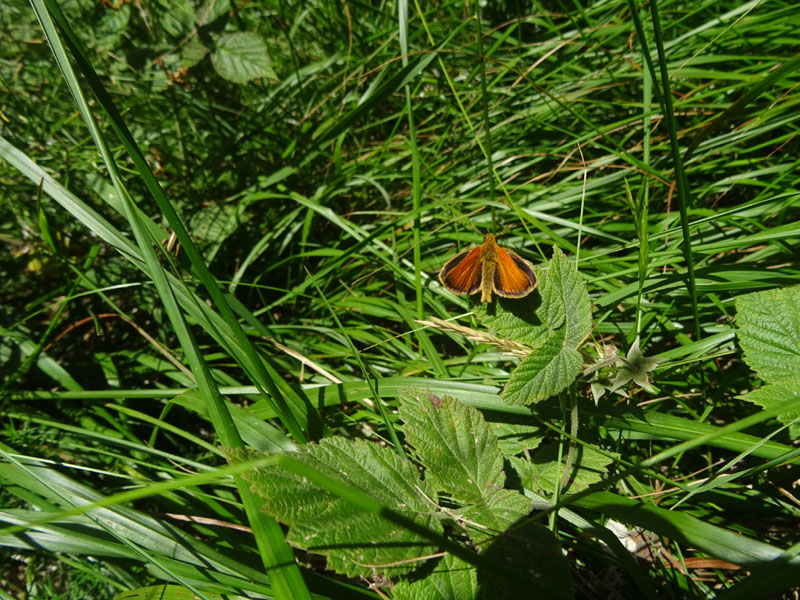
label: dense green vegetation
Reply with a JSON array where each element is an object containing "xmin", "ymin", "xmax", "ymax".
[{"xmin": 2, "ymin": 0, "xmax": 800, "ymax": 598}]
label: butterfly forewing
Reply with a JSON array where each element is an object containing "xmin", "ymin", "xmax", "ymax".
[
  {"xmin": 439, "ymin": 246, "xmax": 483, "ymax": 295},
  {"xmin": 493, "ymin": 246, "xmax": 536, "ymax": 297}
]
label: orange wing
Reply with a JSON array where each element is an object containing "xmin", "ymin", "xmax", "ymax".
[
  {"xmin": 439, "ymin": 246, "xmax": 483, "ymax": 295},
  {"xmin": 493, "ymin": 246, "xmax": 536, "ymax": 297}
]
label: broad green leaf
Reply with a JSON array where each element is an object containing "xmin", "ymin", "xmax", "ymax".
[
  {"xmin": 397, "ymin": 390, "xmax": 569, "ymax": 596},
  {"xmin": 227, "ymin": 439, "xmax": 442, "ymax": 578},
  {"xmin": 510, "ymin": 444, "xmax": 619, "ymax": 494},
  {"xmin": 735, "ymin": 286, "xmax": 800, "ymax": 439},
  {"xmin": 503, "ymin": 332, "xmax": 583, "ymax": 405},
  {"xmin": 195, "ymin": 0, "xmax": 230, "ymax": 26},
  {"xmin": 539, "ymin": 247, "xmax": 592, "ymax": 348},
  {"xmin": 458, "ymin": 488, "xmax": 530, "ymax": 545},
  {"xmin": 159, "ymin": 0, "xmax": 195, "ymax": 38},
  {"xmin": 94, "ymin": 4, "xmax": 130, "ymax": 52},
  {"xmin": 478, "ymin": 247, "xmax": 591, "ymax": 349},
  {"xmin": 488, "ymin": 420, "xmax": 544, "ymax": 457},
  {"xmin": 736, "ymin": 286, "xmax": 800, "ymax": 383},
  {"xmin": 399, "ymin": 390, "xmax": 504, "ymax": 504},
  {"xmin": 181, "ymin": 36, "xmax": 209, "ymax": 69},
  {"xmin": 211, "ymin": 32, "xmax": 276, "ymax": 84},
  {"xmin": 475, "ymin": 284, "xmax": 551, "ymax": 353},
  {"xmin": 740, "ymin": 383, "xmax": 800, "ymax": 439},
  {"xmin": 393, "ymin": 555, "xmax": 478, "ymax": 600},
  {"xmin": 477, "ymin": 247, "xmax": 591, "ymax": 404}
]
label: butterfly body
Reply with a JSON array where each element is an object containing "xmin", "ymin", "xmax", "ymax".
[{"xmin": 438, "ymin": 233, "xmax": 537, "ymax": 303}]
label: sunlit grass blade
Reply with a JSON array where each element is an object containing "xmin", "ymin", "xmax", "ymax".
[{"xmin": 30, "ymin": 1, "xmax": 311, "ymax": 597}]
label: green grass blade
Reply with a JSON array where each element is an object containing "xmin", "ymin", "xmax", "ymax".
[{"xmin": 645, "ymin": 0, "xmax": 701, "ymax": 341}]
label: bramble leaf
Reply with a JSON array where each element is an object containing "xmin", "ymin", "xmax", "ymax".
[
  {"xmin": 740, "ymin": 383, "xmax": 800, "ymax": 438},
  {"xmin": 458, "ymin": 488, "xmax": 531, "ymax": 545},
  {"xmin": 227, "ymin": 391, "xmax": 574, "ymax": 592},
  {"xmin": 503, "ymin": 331, "xmax": 583, "ymax": 405},
  {"xmin": 196, "ymin": 0, "xmax": 230, "ymax": 26},
  {"xmin": 510, "ymin": 444, "xmax": 618, "ymax": 494},
  {"xmin": 225, "ymin": 438, "xmax": 441, "ymax": 578},
  {"xmin": 488, "ymin": 419, "xmax": 544, "ymax": 457},
  {"xmin": 399, "ymin": 390, "xmax": 504, "ymax": 504},
  {"xmin": 393, "ymin": 555, "xmax": 477, "ymax": 600},
  {"xmin": 736, "ymin": 286, "xmax": 800, "ymax": 439},
  {"xmin": 477, "ymin": 247, "xmax": 591, "ymax": 404},
  {"xmin": 736, "ymin": 286, "xmax": 800, "ymax": 383},
  {"xmin": 211, "ymin": 32, "xmax": 275, "ymax": 83}
]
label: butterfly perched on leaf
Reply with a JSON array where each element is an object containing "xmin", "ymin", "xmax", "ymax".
[{"xmin": 438, "ymin": 233, "xmax": 537, "ymax": 303}]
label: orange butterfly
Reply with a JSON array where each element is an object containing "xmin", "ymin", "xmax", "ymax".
[{"xmin": 438, "ymin": 233, "xmax": 537, "ymax": 303}]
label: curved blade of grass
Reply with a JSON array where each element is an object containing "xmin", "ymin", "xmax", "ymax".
[
  {"xmin": 305, "ymin": 268, "xmax": 404, "ymax": 457},
  {"xmin": 13, "ymin": 376, "xmax": 797, "ymax": 462},
  {"xmin": 30, "ymin": 2, "xmax": 310, "ymax": 597},
  {"xmin": 38, "ymin": 0, "xmax": 308, "ymax": 443},
  {"xmin": 0, "ymin": 450, "xmax": 278, "ymax": 599},
  {"xmin": 574, "ymin": 490, "xmax": 800, "ymax": 568},
  {"xmin": 713, "ymin": 538, "xmax": 800, "ymax": 600},
  {"xmin": 645, "ymin": 0, "xmax": 701, "ymax": 341},
  {"xmin": 0, "ymin": 138, "xmax": 313, "ymax": 437}
]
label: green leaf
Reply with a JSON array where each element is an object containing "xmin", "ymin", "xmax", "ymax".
[
  {"xmin": 488, "ymin": 420, "xmax": 544, "ymax": 457},
  {"xmin": 479, "ymin": 247, "xmax": 591, "ymax": 348},
  {"xmin": 458, "ymin": 488, "xmax": 530, "ymax": 545},
  {"xmin": 503, "ymin": 331, "xmax": 583, "ymax": 405},
  {"xmin": 478, "ymin": 247, "xmax": 591, "ymax": 404},
  {"xmin": 736, "ymin": 286, "xmax": 800, "ymax": 383},
  {"xmin": 476, "ymin": 288, "xmax": 550, "ymax": 352},
  {"xmin": 539, "ymin": 247, "xmax": 593, "ymax": 348},
  {"xmin": 735, "ymin": 286, "xmax": 800, "ymax": 439},
  {"xmin": 158, "ymin": 0, "xmax": 195, "ymax": 38},
  {"xmin": 393, "ymin": 555, "xmax": 478, "ymax": 600},
  {"xmin": 227, "ymin": 439, "xmax": 442, "ymax": 578},
  {"xmin": 181, "ymin": 36, "xmax": 209, "ymax": 69},
  {"xmin": 740, "ymin": 383, "xmax": 800, "ymax": 439},
  {"xmin": 195, "ymin": 0, "xmax": 230, "ymax": 26},
  {"xmin": 397, "ymin": 391, "xmax": 570, "ymax": 597},
  {"xmin": 211, "ymin": 32, "xmax": 275, "ymax": 84},
  {"xmin": 94, "ymin": 4, "xmax": 130, "ymax": 52},
  {"xmin": 399, "ymin": 390, "xmax": 505, "ymax": 504},
  {"xmin": 510, "ymin": 444, "xmax": 618, "ymax": 494}
]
